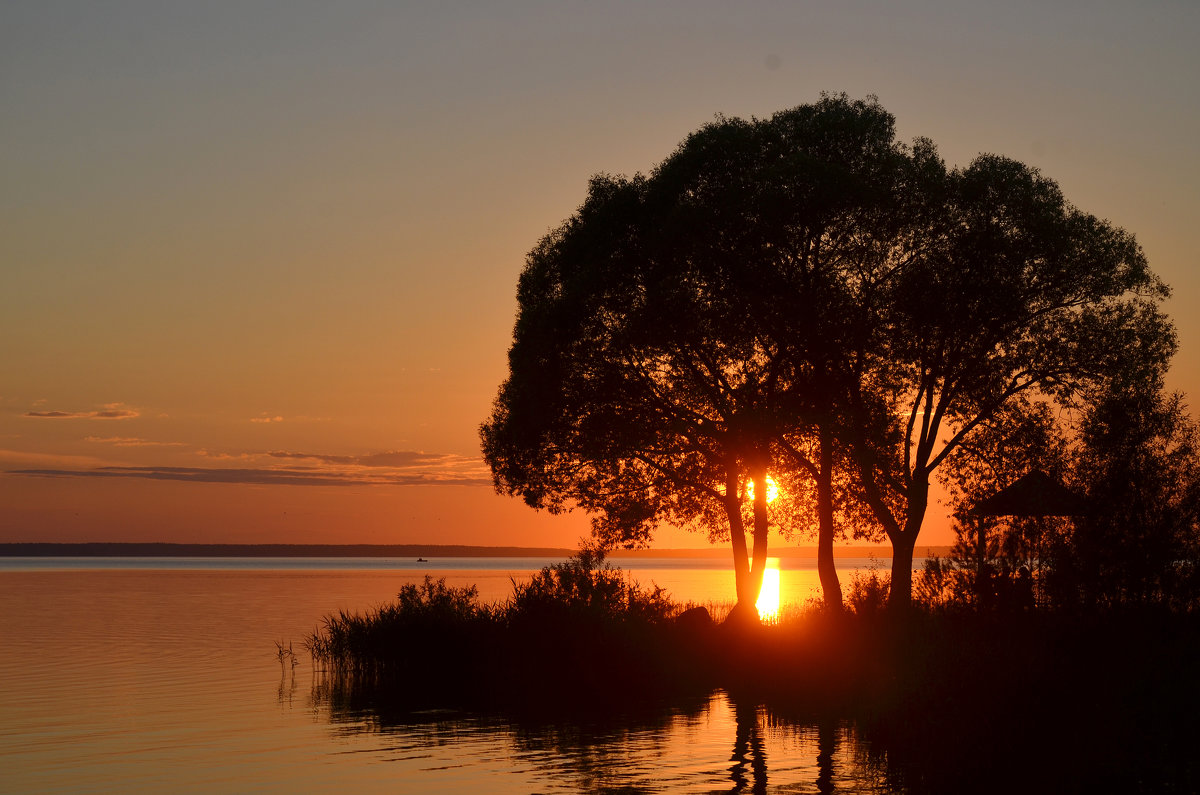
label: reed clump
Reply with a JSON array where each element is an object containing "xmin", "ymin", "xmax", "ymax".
[
  {"xmin": 305, "ymin": 549, "xmax": 706, "ymax": 706},
  {"xmin": 306, "ymin": 576, "xmax": 495, "ymax": 681}
]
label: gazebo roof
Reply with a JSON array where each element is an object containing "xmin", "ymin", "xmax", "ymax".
[{"xmin": 971, "ymin": 470, "xmax": 1091, "ymax": 517}]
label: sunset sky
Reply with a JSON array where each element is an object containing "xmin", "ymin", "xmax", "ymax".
[{"xmin": 3, "ymin": 1, "xmax": 1197, "ymax": 549}]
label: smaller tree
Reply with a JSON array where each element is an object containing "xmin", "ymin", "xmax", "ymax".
[
  {"xmin": 1048, "ymin": 378, "xmax": 1200, "ymax": 610},
  {"xmin": 847, "ymin": 152, "xmax": 1174, "ymax": 608}
]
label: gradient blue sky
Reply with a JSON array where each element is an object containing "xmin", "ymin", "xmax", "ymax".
[{"xmin": 2, "ymin": 1, "xmax": 1197, "ymax": 547}]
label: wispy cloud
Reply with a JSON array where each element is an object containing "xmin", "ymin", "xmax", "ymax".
[
  {"xmin": 7, "ymin": 443, "xmax": 492, "ymax": 487},
  {"xmin": 266, "ymin": 450, "xmax": 457, "ymax": 468},
  {"xmin": 250, "ymin": 415, "xmax": 285, "ymax": 424},
  {"xmin": 24, "ymin": 403, "xmax": 140, "ymax": 420},
  {"xmin": 85, "ymin": 436, "xmax": 187, "ymax": 448},
  {"xmin": 8, "ymin": 465, "xmax": 492, "ymax": 487},
  {"xmin": 0, "ymin": 449, "xmax": 112, "ymax": 469},
  {"xmin": 196, "ymin": 449, "xmax": 256, "ymax": 461}
]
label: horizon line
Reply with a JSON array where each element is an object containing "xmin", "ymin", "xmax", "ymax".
[{"xmin": 0, "ymin": 541, "xmax": 948, "ymax": 558}]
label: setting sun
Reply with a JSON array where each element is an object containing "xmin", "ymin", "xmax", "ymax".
[{"xmin": 744, "ymin": 476, "xmax": 780, "ymax": 503}]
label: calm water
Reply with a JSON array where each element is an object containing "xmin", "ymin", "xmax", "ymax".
[{"xmin": 0, "ymin": 557, "xmax": 903, "ymax": 793}]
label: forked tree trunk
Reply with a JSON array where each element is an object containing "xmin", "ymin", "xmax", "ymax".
[{"xmin": 725, "ymin": 466, "xmax": 769, "ymax": 623}]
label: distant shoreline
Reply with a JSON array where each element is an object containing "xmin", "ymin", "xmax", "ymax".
[{"xmin": 0, "ymin": 542, "xmax": 949, "ymax": 559}]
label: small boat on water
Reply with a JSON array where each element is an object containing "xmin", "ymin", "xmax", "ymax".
[{"xmin": 416, "ymin": 557, "xmax": 428, "ymax": 562}]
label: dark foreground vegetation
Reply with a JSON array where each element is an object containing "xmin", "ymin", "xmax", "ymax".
[{"xmin": 306, "ymin": 551, "xmax": 1200, "ymax": 794}]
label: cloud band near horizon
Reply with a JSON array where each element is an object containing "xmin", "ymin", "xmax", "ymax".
[
  {"xmin": 7, "ymin": 465, "xmax": 493, "ymax": 487},
  {"xmin": 24, "ymin": 403, "xmax": 140, "ymax": 420}
]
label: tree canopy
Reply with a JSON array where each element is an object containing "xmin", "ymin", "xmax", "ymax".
[{"xmin": 482, "ymin": 93, "xmax": 1175, "ymax": 612}]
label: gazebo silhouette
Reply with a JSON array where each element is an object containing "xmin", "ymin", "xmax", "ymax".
[
  {"xmin": 968, "ymin": 471, "xmax": 1090, "ymax": 605},
  {"xmin": 972, "ymin": 470, "xmax": 1090, "ymax": 518}
]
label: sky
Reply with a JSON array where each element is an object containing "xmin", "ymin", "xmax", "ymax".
[{"xmin": 2, "ymin": 1, "xmax": 1197, "ymax": 549}]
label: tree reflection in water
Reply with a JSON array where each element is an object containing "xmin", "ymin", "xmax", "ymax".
[
  {"xmin": 309, "ymin": 675, "xmax": 895, "ymax": 793},
  {"xmin": 816, "ymin": 718, "xmax": 836, "ymax": 795},
  {"xmin": 728, "ymin": 698, "xmax": 767, "ymax": 794},
  {"xmin": 725, "ymin": 698, "xmax": 849, "ymax": 795}
]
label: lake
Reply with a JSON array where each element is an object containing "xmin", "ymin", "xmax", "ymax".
[{"xmin": 0, "ymin": 556, "xmax": 910, "ymax": 793}]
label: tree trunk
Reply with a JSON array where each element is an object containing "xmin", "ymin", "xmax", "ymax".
[
  {"xmin": 816, "ymin": 424, "xmax": 843, "ymax": 611},
  {"xmin": 725, "ymin": 468, "xmax": 759, "ymax": 615},
  {"xmin": 888, "ymin": 478, "xmax": 928, "ymax": 610},
  {"xmin": 728, "ymin": 507, "xmax": 754, "ymax": 609},
  {"xmin": 888, "ymin": 529, "xmax": 917, "ymax": 610}
]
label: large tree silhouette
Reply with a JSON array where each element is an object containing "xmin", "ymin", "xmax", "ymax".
[
  {"xmin": 482, "ymin": 94, "xmax": 1175, "ymax": 613},
  {"xmin": 482, "ymin": 95, "xmax": 908, "ymax": 614}
]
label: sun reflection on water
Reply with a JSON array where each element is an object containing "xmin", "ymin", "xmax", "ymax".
[{"xmin": 756, "ymin": 558, "xmax": 781, "ymax": 622}]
